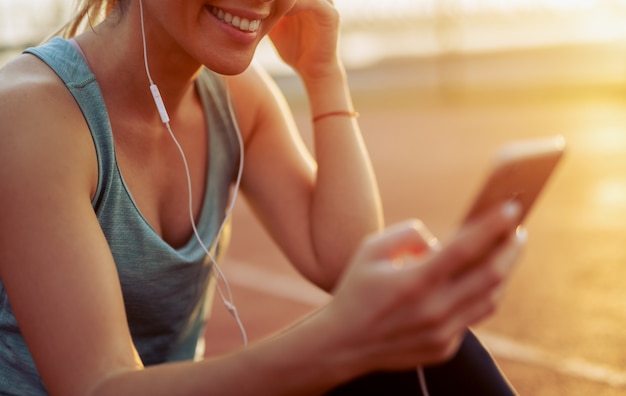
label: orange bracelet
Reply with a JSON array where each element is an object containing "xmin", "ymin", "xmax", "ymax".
[{"xmin": 312, "ymin": 110, "xmax": 360, "ymax": 123}]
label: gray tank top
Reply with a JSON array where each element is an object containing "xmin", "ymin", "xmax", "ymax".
[{"xmin": 0, "ymin": 37, "xmax": 241, "ymax": 394}]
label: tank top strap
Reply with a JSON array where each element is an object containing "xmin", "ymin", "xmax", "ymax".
[{"xmin": 23, "ymin": 37, "xmax": 115, "ymax": 210}]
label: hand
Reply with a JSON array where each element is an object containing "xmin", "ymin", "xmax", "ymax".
[
  {"xmin": 268, "ymin": 0, "xmax": 341, "ymax": 80},
  {"xmin": 326, "ymin": 202, "xmax": 526, "ymax": 372}
]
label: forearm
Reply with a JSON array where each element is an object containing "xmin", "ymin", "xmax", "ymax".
[
  {"xmin": 303, "ymin": 63, "xmax": 384, "ymax": 288},
  {"xmin": 92, "ymin": 310, "xmax": 357, "ymax": 396}
]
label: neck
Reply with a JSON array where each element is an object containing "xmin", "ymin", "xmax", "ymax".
[{"xmin": 74, "ymin": 6, "xmax": 202, "ymax": 125}]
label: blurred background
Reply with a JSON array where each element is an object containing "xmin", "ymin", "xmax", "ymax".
[{"xmin": 4, "ymin": 1, "xmax": 626, "ymax": 395}]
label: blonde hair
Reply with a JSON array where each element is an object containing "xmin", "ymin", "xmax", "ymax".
[{"xmin": 52, "ymin": 0, "xmax": 124, "ymax": 39}]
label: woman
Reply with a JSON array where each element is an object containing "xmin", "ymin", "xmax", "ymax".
[{"xmin": 0, "ymin": 0, "xmax": 525, "ymax": 394}]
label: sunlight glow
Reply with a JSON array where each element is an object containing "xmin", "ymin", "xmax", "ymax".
[
  {"xmin": 4, "ymin": 0, "xmax": 626, "ymax": 71},
  {"xmin": 334, "ymin": 0, "xmax": 626, "ymax": 17},
  {"xmin": 590, "ymin": 178, "xmax": 626, "ymax": 209},
  {"xmin": 579, "ymin": 127, "xmax": 626, "ymax": 155}
]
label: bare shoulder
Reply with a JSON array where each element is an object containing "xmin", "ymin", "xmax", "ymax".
[
  {"xmin": 0, "ymin": 53, "xmax": 80, "ymax": 130},
  {"xmin": 0, "ymin": 53, "xmax": 97, "ymax": 199}
]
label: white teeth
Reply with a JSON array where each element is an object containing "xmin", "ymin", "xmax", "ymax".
[{"xmin": 211, "ymin": 7, "xmax": 260, "ymax": 32}]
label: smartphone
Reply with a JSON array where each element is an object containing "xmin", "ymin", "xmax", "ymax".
[{"xmin": 461, "ymin": 135, "xmax": 566, "ymax": 225}]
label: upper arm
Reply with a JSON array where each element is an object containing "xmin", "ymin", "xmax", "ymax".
[
  {"xmin": 0, "ymin": 56, "xmax": 141, "ymax": 395},
  {"xmin": 225, "ymin": 63, "xmax": 324, "ymax": 283}
]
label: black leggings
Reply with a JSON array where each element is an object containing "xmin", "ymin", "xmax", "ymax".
[{"xmin": 325, "ymin": 330, "xmax": 517, "ymax": 396}]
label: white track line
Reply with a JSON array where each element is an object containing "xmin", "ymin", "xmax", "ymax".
[
  {"xmin": 477, "ymin": 332, "xmax": 626, "ymax": 387},
  {"xmin": 224, "ymin": 260, "xmax": 331, "ymax": 306},
  {"xmin": 223, "ymin": 259, "xmax": 626, "ymax": 388}
]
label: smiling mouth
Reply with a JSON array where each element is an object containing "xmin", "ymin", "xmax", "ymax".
[{"xmin": 209, "ymin": 6, "xmax": 261, "ymax": 32}]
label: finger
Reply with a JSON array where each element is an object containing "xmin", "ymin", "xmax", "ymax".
[
  {"xmin": 430, "ymin": 228, "xmax": 527, "ymax": 326},
  {"xmin": 411, "ymin": 328, "xmax": 466, "ymax": 366},
  {"xmin": 373, "ymin": 330, "xmax": 465, "ymax": 369},
  {"xmin": 285, "ymin": 0, "xmax": 335, "ymax": 14},
  {"xmin": 356, "ymin": 220, "xmax": 439, "ymax": 265},
  {"xmin": 456, "ymin": 224, "xmax": 526, "ymax": 290},
  {"xmin": 425, "ymin": 228, "xmax": 524, "ymax": 324},
  {"xmin": 420, "ymin": 201, "xmax": 522, "ymax": 282}
]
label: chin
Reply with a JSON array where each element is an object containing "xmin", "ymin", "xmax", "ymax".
[
  {"xmin": 209, "ymin": 64, "xmax": 250, "ymax": 76},
  {"xmin": 201, "ymin": 51, "xmax": 256, "ymax": 76}
]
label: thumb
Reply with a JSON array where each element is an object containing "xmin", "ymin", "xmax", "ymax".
[{"xmin": 355, "ymin": 220, "xmax": 440, "ymax": 265}]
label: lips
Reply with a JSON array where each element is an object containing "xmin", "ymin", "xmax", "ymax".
[{"xmin": 209, "ymin": 6, "xmax": 261, "ymax": 32}]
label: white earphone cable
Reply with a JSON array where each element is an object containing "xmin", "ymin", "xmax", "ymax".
[
  {"xmin": 417, "ymin": 366, "xmax": 430, "ymax": 396},
  {"xmin": 139, "ymin": 4, "xmax": 430, "ymax": 390},
  {"xmin": 138, "ymin": 0, "xmax": 248, "ymax": 347}
]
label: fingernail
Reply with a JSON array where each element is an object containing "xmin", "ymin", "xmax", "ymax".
[
  {"xmin": 428, "ymin": 238, "xmax": 442, "ymax": 252},
  {"xmin": 502, "ymin": 201, "xmax": 521, "ymax": 218},
  {"xmin": 415, "ymin": 221, "xmax": 441, "ymax": 252},
  {"xmin": 515, "ymin": 225, "xmax": 528, "ymax": 244}
]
